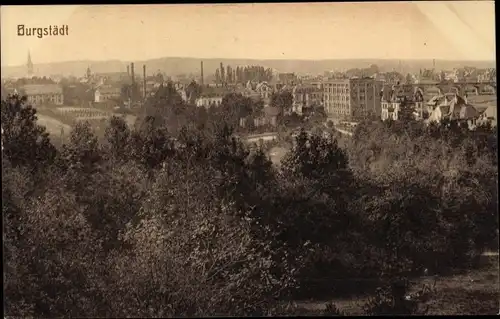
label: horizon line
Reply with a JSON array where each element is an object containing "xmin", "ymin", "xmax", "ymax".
[{"xmin": 1, "ymin": 56, "xmax": 496, "ymax": 68}]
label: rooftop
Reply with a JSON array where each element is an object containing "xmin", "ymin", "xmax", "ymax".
[
  {"xmin": 480, "ymin": 105, "xmax": 497, "ymax": 119},
  {"xmin": 22, "ymin": 84, "xmax": 63, "ymax": 95},
  {"xmin": 97, "ymin": 86, "xmax": 121, "ymax": 95}
]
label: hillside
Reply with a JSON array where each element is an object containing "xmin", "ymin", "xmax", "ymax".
[{"xmin": 1, "ymin": 57, "xmax": 495, "ymax": 79}]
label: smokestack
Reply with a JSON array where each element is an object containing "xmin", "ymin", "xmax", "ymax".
[
  {"xmin": 127, "ymin": 65, "xmax": 130, "ymax": 76},
  {"xmin": 131, "ymin": 63, "xmax": 135, "ymax": 84},
  {"xmin": 143, "ymin": 65, "xmax": 147, "ymax": 99},
  {"xmin": 200, "ymin": 61, "xmax": 204, "ymax": 86}
]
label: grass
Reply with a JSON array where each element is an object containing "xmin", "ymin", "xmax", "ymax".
[
  {"xmin": 423, "ymin": 255, "xmax": 499, "ymax": 315},
  {"xmin": 290, "ymin": 255, "xmax": 498, "ymax": 316}
]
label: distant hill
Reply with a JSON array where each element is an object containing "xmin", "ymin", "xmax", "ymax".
[
  {"xmin": 1, "ymin": 60, "xmax": 127, "ymax": 79},
  {"xmin": 1, "ymin": 57, "xmax": 495, "ymax": 79}
]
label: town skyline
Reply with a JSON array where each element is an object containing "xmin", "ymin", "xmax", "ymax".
[
  {"xmin": 1, "ymin": 2, "xmax": 496, "ymax": 68},
  {"xmin": 2, "ymin": 55, "xmax": 496, "ymax": 80}
]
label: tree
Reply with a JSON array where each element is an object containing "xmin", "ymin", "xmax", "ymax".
[
  {"xmin": 215, "ymin": 68, "xmax": 221, "ymax": 86},
  {"xmin": 104, "ymin": 116, "xmax": 131, "ymax": 162},
  {"xmin": 59, "ymin": 121, "xmax": 102, "ymax": 192},
  {"xmin": 186, "ymin": 80, "xmax": 203, "ymax": 103},
  {"xmin": 1, "ymin": 94, "xmax": 56, "ymax": 168},
  {"xmin": 398, "ymin": 98, "xmax": 417, "ymax": 123},
  {"xmin": 369, "ymin": 64, "xmax": 380, "ymax": 75},
  {"xmin": 129, "ymin": 116, "xmax": 175, "ymax": 170},
  {"xmin": 227, "ymin": 65, "xmax": 232, "ymax": 83},
  {"xmin": 220, "ymin": 93, "xmax": 253, "ymax": 121},
  {"xmin": 405, "ymin": 73, "xmax": 413, "ymax": 84},
  {"xmin": 141, "ymin": 82, "xmax": 186, "ymax": 133},
  {"xmin": 220, "ymin": 62, "xmax": 225, "ymax": 85},
  {"xmin": 251, "ymin": 99, "xmax": 265, "ymax": 117},
  {"xmin": 270, "ymin": 91, "xmax": 293, "ymax": 115}
]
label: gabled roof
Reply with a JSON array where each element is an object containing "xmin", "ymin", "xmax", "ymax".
[
  {"xmin": 435, "ymin": 94, "xmax": 480, "ymax": 120},
  {"xmin": 481, "ymin": 105, "xmax": 497, "ymax": 119},
  {"xmin": 459, "ymin": 105, "xmax": 480, "ymax": 120},
  {"xmin": 23, "ymin": 84, "xmax": 62, "ymax": 95},
  {"xmin": 255, "ymin": 81, "xmax": 271, "ymax": 91},
  {"xmin": 475, "ymin": 105, "xmax": 489, "ymax": 114}
]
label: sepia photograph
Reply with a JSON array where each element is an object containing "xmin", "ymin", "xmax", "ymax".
[{"xmin": 1, "ymin": 2, "xmax": 498, "ymax": 317}]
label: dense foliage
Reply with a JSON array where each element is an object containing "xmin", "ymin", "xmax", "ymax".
[{"xmin": 2, "ymin": 92, "xmax": 497, "ymax": 317}]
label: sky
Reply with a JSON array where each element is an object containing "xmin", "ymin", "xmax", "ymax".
[{"xmin": 0, "ymin": 2, "xmax": 496, "ymax": 67}]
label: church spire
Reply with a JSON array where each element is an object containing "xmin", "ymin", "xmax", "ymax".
[
  {"xmin": 27, "ymin": 50, "xmax": 34, "ymax": 77},
  {"xmin": 86, "ymin": 65, "xmax": 92, "ymax": 79}
]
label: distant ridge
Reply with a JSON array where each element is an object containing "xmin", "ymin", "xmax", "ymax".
[{"xmin": 1, "ymin": 57, "xmax": 495, "ymax": 79}]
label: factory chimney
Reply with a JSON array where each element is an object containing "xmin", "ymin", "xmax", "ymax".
[
  {"xmin": 127, "ymin": 65, "xmax": 130, "ymax": 77},
  {"xmin": 130, "ymin": 63, "xmax": 135, "ymax": 84},
  {"xmin": 200, "ymin": 61, "xmax": 204, "ymax": 86},
  {"xmin": 143, "ymin": 65, "xmax": 147, "ymax": 99}
]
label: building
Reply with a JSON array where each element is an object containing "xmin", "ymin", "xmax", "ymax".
[
  {"xmin": 95, "ymin": 72, "xmax": 130, "ymax": 84},
  {"xmin": 323, "ymin": 78, "xmax": 382, "ymax": 121},
  {"xmin": 195, "ymin": 95, "xmax": 223, "ymax": 108},
  {"xmin": 195, "ymin": 90, "xmax": 225, "ymax": 108},
  {"xmin": 94, "ymin": 86, "xmax": 121, "ymax": 103},
  {"xmin": 278, "ymin": 73, "xmax": 297, "ymax": 85},
  {"xmin": 292, "ymin": 84, "xmax": 323, "ymax": 115},
  {"xmin": 22, "ymin": 84, "xmax": 64, "ymax": 106},
  {"xmin": 255, "ymin": 82, "xmax": 273, "ymax": 100},
  {"xmin": 177, "ymin": 88, "xmax": 188, "ymax": 102},
  {"xmin": 235, "ymin": 86, "xmax": 261, "ymax": 101},
  {"xmin": 479, "ymin": 84, "xmax": 496, "ymax": 95},
  {"xmin": 145, "ymin": 80, "xmax": 160, "ymax": 97},
  {"xmin": 254, "ymin": 106, "xmax": 280, "ymax": 127},
  {"xmin": 478, "ymin": 68, "xmax": 496, "ymax": 83},
  {"xmin": 380, "ymin": 84, "xmax": 427, "ymax": 121},
  {"xmin": 414, "ymin": 89, "xmax": 426, "ymax": 119},
  {"xmin": 427, "ymin": 94, "xmax": 481, "ymax": 128},
  {"xmin": 380, "ymin": 86, "xmax": 401, "ymax": 121},
  {"xmin": 477, "ymin": 105, "xmax": 497, "ymax": 127},
  {"xmin": 195, "ymin": 86, "xmax": 230, "ymax": 108}
]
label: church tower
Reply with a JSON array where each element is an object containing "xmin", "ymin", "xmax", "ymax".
[
  {"xmin": 27, "ymin": 50, "xmax": 34, "ymax": 77},
  {"xmin": 86, "ymin": 66, "xmax": 92, "ymax": 79}
]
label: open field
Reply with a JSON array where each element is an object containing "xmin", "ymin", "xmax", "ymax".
[
  {"xmin": 35, "ymin": 110, "xmax": 137, "ymax": 137},
  {"xmin": 37, "ymin": 114, "xmax": 71, "ymax": 137}
]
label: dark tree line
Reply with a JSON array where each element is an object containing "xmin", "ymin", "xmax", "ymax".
[{"xmin": 215, "ymin": 64, "xmax": 274, "ymax": 85}]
